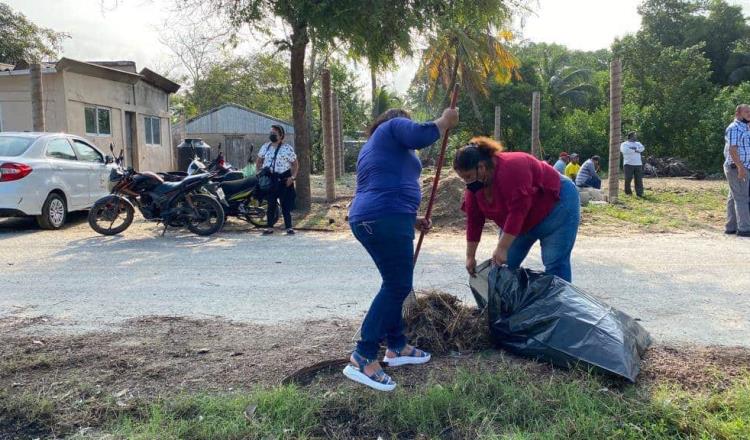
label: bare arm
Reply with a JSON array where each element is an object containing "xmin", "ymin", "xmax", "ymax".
[
  {"xmin": 729, "ymin": 145, "xmax": 748, "ymax": 180},
  {"xmin": 466, "ymin": 241, "xmax": 480, "ymax": 276},
  {"xmin": 291, "ymin": 159, "xmax": 299, "ymax": 179}
]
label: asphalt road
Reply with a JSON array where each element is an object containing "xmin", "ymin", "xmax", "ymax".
[{"xmin": 1, "ymin": 216, "xmax": 748, "ymax": 347}]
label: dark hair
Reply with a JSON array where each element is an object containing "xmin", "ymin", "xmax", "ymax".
[
  {"xmin": 591, "ymin": 155, "xmax": 601, "ymax": 162},
  {"xmin": 627, "ymin": 131, "xmax": 636, "ymax": 140},
  {"xmin": 453, "ymin": 136, "xmax": 504, "ymax": 171},
  {"xmin": 271, "ymin": 124, "xmax": 285, "ymax": 140},
  {"xmin": 367, "ymin": 108, "xmax": 411, "ymax": 137}
]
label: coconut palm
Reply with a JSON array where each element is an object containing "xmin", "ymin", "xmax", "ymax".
[
  {"xmin": 532, "ymin": 45, "xmax": 598, "ymax": 114},
  {"xmin": 372, "ymin": 87, "xmax": 403, "ymax": 117},
  {"xmin": 418, "ymin": 18, "xmax": 519, "ymax": 119}
]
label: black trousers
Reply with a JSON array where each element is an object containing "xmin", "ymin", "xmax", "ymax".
[
  {"xmin": 624, "ymin": 165, "xmax": 644, "ymax": 196},
  {"xmin": 267, "ymin": 177, "xmax": 295, "ymax": 229}
]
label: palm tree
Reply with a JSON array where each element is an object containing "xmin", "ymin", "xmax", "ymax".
[
  {"xmin": 533, "ymin": 45, "xmax": 597, "ymax": 115},
  {"xmin": 418, "ymin": 21, "xmax": 518, "ymax": 119},
  {"xmin": 372, "ymin": 87, "xmax": 403, "ymax": 117}
]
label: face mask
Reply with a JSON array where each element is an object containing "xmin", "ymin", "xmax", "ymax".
[
  {"xmin": 466, "ymin": 180, "xmax": 485, "ymax": 193},
  {"xmin": 742, "ymin": 118, "xmax": 750, "ymax": 124},
  {"xmin": 269, "ymin": 134, "xmax": 279, "ymax": 142}
]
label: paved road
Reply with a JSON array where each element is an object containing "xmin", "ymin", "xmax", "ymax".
[{"xmin": 1, "ymin": 216, "xmax": 748, "ymax": 346}]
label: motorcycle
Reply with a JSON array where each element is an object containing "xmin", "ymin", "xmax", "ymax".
[
  {"xmin": 88, "ymin": 146, "xmax": 226, "ymax": 236},
  {"xmin": 170, "ymin": 145, "xmax": 280, "ymax": 228}
]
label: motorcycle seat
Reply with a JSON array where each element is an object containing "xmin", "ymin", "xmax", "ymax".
[
  {"xmin": 153, "ymin": 174, "xmax": 207, "ymax": 194},
  {"xmin": 220, "ymin": 176, "xmax": 257, "ymax": 196}
]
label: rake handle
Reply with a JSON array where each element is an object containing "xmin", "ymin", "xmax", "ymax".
[{"xmin": 413, "ymin": 84, "xmax": 460, "ymax": 265}]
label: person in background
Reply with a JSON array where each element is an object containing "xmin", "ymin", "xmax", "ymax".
[
  {"xmin": 564, "ymin": 153, "xmax": 581, "ymax": 181},
  {"xmin": 256, "ymin": 125, "xmax": 298, "ymax": 235},
  {"xmin": 575, "ymin": 155, "xmax": 602, "ymax": 189},
  {"xmin": 723, "ymin": 104, "xmax": 750, "ymax": 237},
  {"xmin": 621, "ymin": 132, "xmax": 645, "ymax": 197},
  {"xmin": 554, "ymin": 152, "xmax": 570, "ymax": 174},
  {"xmin": 344, "ymin": 107, "xmax": 459, "ymax": 391}
]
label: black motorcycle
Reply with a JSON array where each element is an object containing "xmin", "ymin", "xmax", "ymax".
[
  {"xmin": 88, "ymin": 147, "xmax": 225, "ymax": 236},
  {"xmin": 168, "ymin": 146, "xmax": 280, "ymax": 228}
]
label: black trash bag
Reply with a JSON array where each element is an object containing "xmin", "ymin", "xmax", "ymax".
[{"xmin": 471, "ymin": 262, "xmax": 652, "ymax": 382}]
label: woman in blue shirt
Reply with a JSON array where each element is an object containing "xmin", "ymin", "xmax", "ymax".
[{"xmin": 344, "ymin": 107, "xmax": 459, "ymax": 391}]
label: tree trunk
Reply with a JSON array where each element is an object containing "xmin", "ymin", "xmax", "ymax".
[
  {"xmin": 290, "ymin": 23, "xmax": 311, "ymax": 210},
  {"xmin": 304, "ymin": 40, "xmax": 318, "ymax": 152},
  {"xmin": 30, "ymin": 63, "xmax": 46, "ymax": 132},
  {"xmin": 608, "ymin": 59, "xmax": 623, "ymax": 204},
  {"xmin": 321, "ymin": 69, "xmax": 336, "ymax": 202},
  {"xmin": 494, "ymin": 105, "xmax": 502, "ymax": 142},
  {"xmin": 337, "ymin": 97, "xmax": 345, "ymax": 176},
  {"xmin": 531, "ymin": 92, "xmax": 541, "ymax": 158},
  {"xmin": 370, "ymin": 65, "xmax": 377, "ymax": 118},
  {"xmin": 332, "ymin": 92, "xmax": 343, "ymax": 178},
  {"xmin": 443, "ymin": 54, "xmax": 460, "ymax": 108}
]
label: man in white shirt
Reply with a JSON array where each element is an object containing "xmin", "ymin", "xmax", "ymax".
[{"xmin": 620, "ymin": 132, "xmax": 646, "ymax": 197}]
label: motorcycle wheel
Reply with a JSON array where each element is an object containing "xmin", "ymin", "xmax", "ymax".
[
  {"xmin": 244, "ymin": 197, "xmax": 280, "ymax": 228},
  {"xmin": 186, "ymin": 194, "xmax": 225, "ymax": 236},
  {"xmin": 88, "ymin": 195, "xmax": 134, "ymax": 235}
]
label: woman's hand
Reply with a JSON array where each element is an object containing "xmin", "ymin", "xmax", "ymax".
[
  {"xmin": 466, "ymin": 256, "xmax": 477, "ymax": 277},
  {"xmin": 434, "ymin": 108, "xmax": 459, "ymax": 134},
  {"xmin": 492, "ymin": 244, "xmax": 508, "ymax": 267},
  {"xmin": 415, "ymin": 217, "xmax": 432, "ymax": 232}
]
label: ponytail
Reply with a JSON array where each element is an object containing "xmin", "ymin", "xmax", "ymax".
[{"xmin": 453, "ymin": 136, "xmax": 504, "ymax": 171}]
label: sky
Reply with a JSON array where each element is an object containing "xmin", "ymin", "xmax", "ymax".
[{"xmin": 7, "ymin": 0, "xmax": 750, "ymax": 95}]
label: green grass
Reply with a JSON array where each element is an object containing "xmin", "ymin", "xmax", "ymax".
[
  {"xmin": 583, "ymin": 184, "xmax": 728, "ymax": 232},
  {"xmin": 103, "ymin": 368, "xmax": 750, "ymax": 440}
]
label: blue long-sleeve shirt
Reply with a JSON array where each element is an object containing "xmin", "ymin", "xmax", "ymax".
[{"xmin": 348, "ymin": 118, "xmax": 440, "ymax": 223}]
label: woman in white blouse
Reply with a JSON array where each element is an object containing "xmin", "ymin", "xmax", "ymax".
[{"xmin": 255, "ymin": 124, "xmax": 299, "ymax": 235}]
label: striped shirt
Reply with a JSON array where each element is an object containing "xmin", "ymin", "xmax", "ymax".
[
  {"xmin": 724, "ymin": 119, "xmax": 750, "ymax": 169},
  {"xmin": 575, "ymin": 159, "xmax": 598, "ymax": 186}
]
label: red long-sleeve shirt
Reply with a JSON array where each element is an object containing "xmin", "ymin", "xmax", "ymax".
[{"xmin": 462, "ymin": 152, "xmax": 562, "ymax": 241}]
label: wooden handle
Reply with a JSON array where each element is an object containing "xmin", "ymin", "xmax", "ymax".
[{"xmin": 413, "ymin": 84, "xmax": 459, "ymax": 265}]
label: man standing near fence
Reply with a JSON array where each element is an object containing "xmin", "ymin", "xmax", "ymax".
[
  {"xmin": 723, "ymin": 104, "xmax": 750, "ymax": 237},
  {"xmin": 621, "ymin": 132, "xmax": 645, "ymax": 197}
]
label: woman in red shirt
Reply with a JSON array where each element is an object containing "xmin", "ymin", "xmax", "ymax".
[{"xmin": 453, "ymin": 137, "xmax": 580, "ymax": 282}]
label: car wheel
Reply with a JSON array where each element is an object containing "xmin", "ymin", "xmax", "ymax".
[{"xmin": 36, "ymin": 193, "xmax": 67, "ymax": 230}]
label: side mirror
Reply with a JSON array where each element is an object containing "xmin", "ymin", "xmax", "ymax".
[{"xmin": 105, "ymin": 155, "xmax": 114, "ymax": 164}]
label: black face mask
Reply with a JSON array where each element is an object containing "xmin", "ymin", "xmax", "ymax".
[
  {"xmin": 466, "ymin": 180, "xmax": 485, "ymax": 193},
  {"xmin": 269, "ymin": 134, "xmax": 279, "ymax": 143},
  {"xmin": 741, "ymin": 118, "xmax": 750, "ymax": 124}
]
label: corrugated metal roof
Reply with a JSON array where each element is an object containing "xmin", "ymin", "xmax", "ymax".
[{"xmin": 186, "ymin": 103, "xmax": 295, "ymax": 135}]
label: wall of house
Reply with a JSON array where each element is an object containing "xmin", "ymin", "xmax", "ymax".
[
  {"xmin": 63, "ymin": 71, "xmax": 130, "ymax": 156},
  {"xmin": 0, "ymin": 71, "xmax": 67, "ymax": 132},
  {"xmin": 133, "ymin": 81, "xmax": 174, "ymax": 172}
]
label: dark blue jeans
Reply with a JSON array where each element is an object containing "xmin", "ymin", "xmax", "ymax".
[
  {"xmin": 350, "ymin": 214, "xmax": 415, "ymax": 360},
  {"xmin": 507, "ymin": 177, "xmax": 580, "ymax": 282},
  {"xmin": 577, "ymin": 174, "xmax": 601, "ymax": 189}
]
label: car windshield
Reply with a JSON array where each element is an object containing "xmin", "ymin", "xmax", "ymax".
[{"xmin": 0, "ymin": 136, "xmax": 35, "ymax": 157}]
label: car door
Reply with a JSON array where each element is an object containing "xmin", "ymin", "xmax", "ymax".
[
  {"xmin": 71, "ymin": 139, "xmax": 110, "ymax": 205},
  {"xmin": 44, "ymin": 138, "xmax": 90, "ymax": 210}
]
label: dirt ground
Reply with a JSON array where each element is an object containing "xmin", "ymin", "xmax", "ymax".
[{"xmin": 2, "ymin": 312, "xmax": 749, "ymax": 437}]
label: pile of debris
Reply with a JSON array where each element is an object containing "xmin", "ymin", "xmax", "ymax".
[
  {"xmin": 420, "ymin": 173, "xmax": 467, "ymax": 227},
  {"xmin": 644, "ymin": 157, "xmax": 693, "ymax": 177},
  {"xmin": 404, "ymin": 291, "xmax": 490, "ymax": 354}
]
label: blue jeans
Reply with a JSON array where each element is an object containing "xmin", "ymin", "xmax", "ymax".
[
  {"xmin": 577, "ymin": 174, "xmax": 601, "ymax": 189},
  {"xmin": 507, "ymin": 177, "xmax": 580, "ymax": 282},
  {"xmin": 350, "ymin": 214, "xmax": 415, "ymax": 359}
]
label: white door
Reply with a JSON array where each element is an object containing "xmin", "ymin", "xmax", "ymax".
[
  {"xmin": 71, "ymin": 139, "xmax": 110, "ymax": 204},
  {"xmin": 44, "ymin": 138, "xmax": 90, "ymax": 210}
]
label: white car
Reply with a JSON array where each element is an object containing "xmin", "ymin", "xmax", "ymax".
[{"xmin": 0, "ymin": 132, "xmax": 115, "ymax": 229}]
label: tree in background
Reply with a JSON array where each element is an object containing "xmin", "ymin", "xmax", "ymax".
[
  {"xmin": 0, "ymin": 2, "xmax": 67, "ymax": 63},
  {"xmin": 190, "ymin": 54, "xmax": 293, "ymax": 122},
  {"xmin": 417, "ymin": 0, "xmax": 520, "ymax": 119}
]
